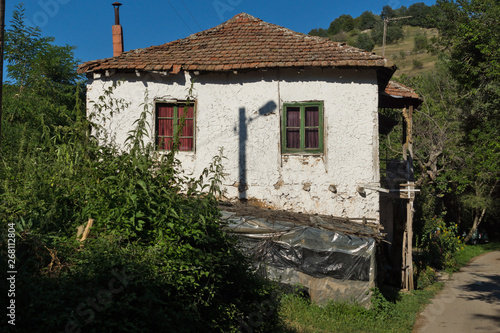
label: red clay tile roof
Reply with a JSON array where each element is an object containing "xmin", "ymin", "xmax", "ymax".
[
  {"xmin": 384, "ymin": 81, "xmax": 420, "ymax": 99},
  {"xmin": 78, "ymin": 13, "xmax": 390, "ymax": 74}
]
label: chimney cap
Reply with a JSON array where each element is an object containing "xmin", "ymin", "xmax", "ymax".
[{"xmin": 112, "ymin": 2, "xmax": 122, "ymax": 7}]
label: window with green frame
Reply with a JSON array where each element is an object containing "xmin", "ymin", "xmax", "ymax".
[
  {"xmin": 281, "ymin": 102, "xmax": 324, "ymax": 153},
  {"xmin": 156, "ymin": 102, "xmax": 195, "ymax": 151}
]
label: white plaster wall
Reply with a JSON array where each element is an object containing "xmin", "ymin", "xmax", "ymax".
[{"xmin": 86, "ymin": 67, "xmax": 381, "ymax": 220}]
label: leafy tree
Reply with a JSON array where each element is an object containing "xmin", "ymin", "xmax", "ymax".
[
  {"xmin": 354, "ymin": 32, "xmax": 375, "ymax": 51},
  {"xmin": 355, "ymin": 11, "xmax": 379, "ymax": 30},
  {"xmin": 1, "ymin": 4, "xmax": 83, "ymax": 154},
  {"xmin": 371, "ymin": 21, "xmax": 403, "ymax": 45},
  {"xmin": 438, "ymin": 0, "xmax": 500, "ymax": 118},
  {"xmin": 436, "ymin": 0, "xmax": 500, "ymax": 241},
  {"xmin": 308, "ymin": 27, "xmax": 328, "ymax": 37},
  {"xmin": 413, "ymin": 33, "xmax": 428, "ymax": 52},
  {"xmin": 5, "ymin": 4, "xmax": 80, "ymax": 92},
  {"xmin": 398, "ymin": 65, "xmax": 461, "ymax": 207},
  {"xmin": 394, "ymin": 5, "xmax": 409, "ymax": 18},
  {"xmin": 328, "ymin": 14, "xmax": 355, "ymax": 35},
  {"xmin": 381, "ymin": 5, "xmax": 396, "ymax": 19},
  {"xmin": 407, "ymin": 3, "xmax": 434, "ymax": 27}
]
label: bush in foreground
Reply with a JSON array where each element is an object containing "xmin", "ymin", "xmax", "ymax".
[{"xmin": 0, "ymin": 96, "xmax": 284, "ymax": 332}]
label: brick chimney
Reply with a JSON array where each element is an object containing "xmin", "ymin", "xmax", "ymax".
[{"xmin": 112, "ymin": 2, "xmax": 124, "ymax": 57}]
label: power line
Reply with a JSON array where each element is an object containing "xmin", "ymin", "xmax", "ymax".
[
  {"xmin": 166, "ymin": 0, "xmax": 194, "ymax": 34},
  {"xmin": 179, "ymin": 0, "xmax": 202, "ymax": 31}
]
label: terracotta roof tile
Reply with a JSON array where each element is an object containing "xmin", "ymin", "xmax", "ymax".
[
  {"xmin": 385, "ymin": 81, "xmax": 420, "ymax": 99},
  {"xmin": 78, "ymin": 13, "xmax": 390, "ymax": 75}
]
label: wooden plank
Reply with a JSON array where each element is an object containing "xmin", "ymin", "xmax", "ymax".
[
  {"xmin": 80, "ymin": 218, "xmax": 94, "ymax": 243},
  {"xmin": 402, "ymin": 229, "xmax": 407, "ymax": 289}
]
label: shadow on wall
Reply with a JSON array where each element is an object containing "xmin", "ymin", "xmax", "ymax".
[{"xmin": 235, "ymin": 100, "xmax": 277, "ymax": 199}]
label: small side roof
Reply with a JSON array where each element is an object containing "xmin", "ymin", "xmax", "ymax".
[
  {"xmin": 78, "ymin": 13, "xmax": 393, "ymax": 76},
  {"xmin": 380, "ymin": 80, "xmax": 422, "ymax": 109}
]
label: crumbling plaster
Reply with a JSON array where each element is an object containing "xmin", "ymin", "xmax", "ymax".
[{"xmin": 86, "ymin": 67, "xmax": 381, "ymax": 220}]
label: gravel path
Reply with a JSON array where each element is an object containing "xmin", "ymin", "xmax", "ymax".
[{"xmin": 414, "ymin": 250, "xmax": 500, "ymax": 333}]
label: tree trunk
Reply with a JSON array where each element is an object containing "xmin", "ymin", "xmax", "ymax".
[
  {"xmin": 463, "ymin": 208, "xmax": 484, "ymax": 244},
  {"xmin": 463, "ymin": 179, "xmax": 499, "ymax": 243}
]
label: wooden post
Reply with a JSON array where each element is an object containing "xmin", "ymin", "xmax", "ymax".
[
  {"xmin": 401, "ymin": 105, "xmax": 415, "ymax": 291},
  {"xmin": 408, "ymin": 188, "xmax": 414, "ymax": 290},
  {"xmin": 401, "ymin": 229, "xmax": 407, "ymax": 288},
  {"xmin": 382, "ymin": 16, "xmax": 412, "ymax": 57}
]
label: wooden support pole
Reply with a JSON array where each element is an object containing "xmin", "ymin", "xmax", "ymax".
[
  {"xmin": 401, "ymin": 105, "xmax": 415, "ymax": 291},
  {"xmin": 407, "ymin": 105, "xmax": 414, "ymax": 291},
  {"xmin": 408, "ymin": 194, "xmax": 414, "ymax": 290},
  {"xmin": 402, "ymin": 229, "xmax": 407, "ymax": 288}
]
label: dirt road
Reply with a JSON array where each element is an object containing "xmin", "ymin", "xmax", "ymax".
[{"xmin": 414, "ymin": 250, "xmax": 500, "ymax": 333}]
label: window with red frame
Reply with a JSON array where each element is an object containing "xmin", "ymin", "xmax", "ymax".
[{"xmin": 156, "ymin": 102, "xmax": 195, "ymax": 151}]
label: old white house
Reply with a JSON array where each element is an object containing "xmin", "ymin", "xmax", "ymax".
[{"xmin": 79, "ymin": 12, "xmax": 416, "ymax": 225}]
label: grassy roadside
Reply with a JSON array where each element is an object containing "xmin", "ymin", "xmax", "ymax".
[
  {"xmin": 451, "ymin": 242, "xmax": 500, "ymax": 272},
  {"xmin": 278, "ymin": 242, "xmax": 500, "ymax": 333}
]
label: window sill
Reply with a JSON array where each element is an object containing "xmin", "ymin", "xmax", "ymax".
[
  {"xmin": 282, "ymin": 153, "xmax": 324, "ymax": 157},
  {"xmin": 157, "ymin": 150, "xmax": 196, "ymax": 155}
]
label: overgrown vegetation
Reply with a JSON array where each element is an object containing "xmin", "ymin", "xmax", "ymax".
[
  {"xmin": 379, "ymin": 0, "xmax": 498, "ymax": 262},
  {"xmin": 1, "ymin": 1, "xmax": 498, "ymax": 332},
  {"xmin": 280, "ymin": 241, "xmax": 500, "ymax": 332},
  {"xmin": 0, "ymin": 5, "xmax": 284, "ymax": 332},
  {"xmin": 280, "ymin": 284, "xmax": 442, "ymax": 333}
]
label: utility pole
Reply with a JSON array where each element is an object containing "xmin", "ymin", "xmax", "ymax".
[
  {"xmin": 0, "ymin": 0, "xmax": 5, "ymax": 151},
  {"xmin": 382, "ymin": 16, "xmax": 412, "ymax": 57}
]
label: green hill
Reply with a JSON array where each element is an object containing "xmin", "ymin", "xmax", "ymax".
[{"xmin": 372, "ymin": 26, "xmax": 439, "ymax": 78}]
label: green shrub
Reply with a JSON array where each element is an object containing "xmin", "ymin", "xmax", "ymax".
[
  {"xmin": 420, "ymin": 217, "xmax": 464, "ymax": 269},
  {"xmin": 354, "ymin": 32, "xmax": 375, "ymax": 51},
  {"xmin": 412, "ymin": 59, "xmax": 424, "ymax": 69},
  {"xmin": 0, "ymin": 88, "xmax": 285, "ymax": 332},
  {"xmin": 413, "ymin": 33, "xmax": 428, "ymax": 52},
  {"xmin": 416, "ymin": 265, "xmax": 437, "ymax": 289}
]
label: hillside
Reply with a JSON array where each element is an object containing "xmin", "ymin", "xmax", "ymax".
[{"xmin": 372, "ymin": 26, "xmax": 439, "ymax": 77}]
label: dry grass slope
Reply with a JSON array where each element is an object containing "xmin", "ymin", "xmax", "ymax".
[{"xmin": 372, "ymin": 26, "xmax": 439, "ymax": 78}]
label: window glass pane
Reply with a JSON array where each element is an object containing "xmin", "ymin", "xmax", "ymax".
[
  {"xmin": 158, "ymin": 105, "xmax": 174, "ymax": 118},
  {"xmin": 305, "ymin": 106, "xmax": 319, "ymax": 127},
  {"xmin": 158, "ymin": 119, "xmax": 173, "ymax": 136},
  {"xmin": 286, "ymin": 129, "xmax": 300, "ymax": 148},
  {"xmin": 179, "ymin": 138, "xmax": 193, "ymax": 151},
  {"xmin": 158, "ymin": 137, "xmax": 173, "ymax": 150},
  {"xmin": 286, "ymin": 107, "xmax": 300, "ymax": 127},
  {"xmin": 179, "ymin": 106, "xmax": 194, "ymax": 118},
  {"xmin": 182, "ymin": 119, "xmax": 194, "ymax": 136},
  {"xmin": 305, "ymin": 129, "xmax": 319, "ymax": 148}
]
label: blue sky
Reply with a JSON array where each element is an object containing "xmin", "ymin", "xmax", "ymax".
[{"xmin": 6, "ymin": 0, "xmax": 436, "ymax": 65}]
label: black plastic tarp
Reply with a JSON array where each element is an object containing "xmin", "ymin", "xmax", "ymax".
[{"xmin": 223, "ymin": 211, "xmax": 377, "ymax": 306}]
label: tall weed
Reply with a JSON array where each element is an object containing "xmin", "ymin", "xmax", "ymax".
[{"xmin": 0, "ymin": 86, "xmax": 284, "ymax": 332}]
